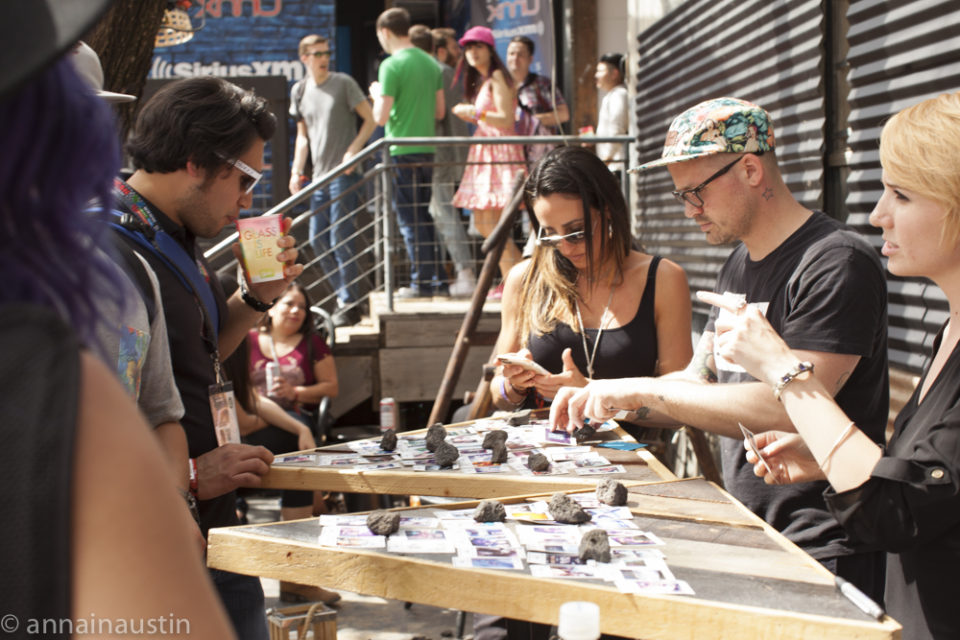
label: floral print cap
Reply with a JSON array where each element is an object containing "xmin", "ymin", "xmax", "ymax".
[{"xmin": 632, "ymin": 97, "xmax": 776, "ymax": 172}]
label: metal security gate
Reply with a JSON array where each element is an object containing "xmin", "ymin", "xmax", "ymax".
[
  {"xmin": 845, "ymin": 0, "xmax": 960, "ymax": 373},
  {"xmin": 633, "ymin": 0, "xmax": 827, "ymax": 324}
]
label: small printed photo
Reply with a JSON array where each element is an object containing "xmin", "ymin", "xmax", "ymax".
[
  {"xmin": 574, "ymin": 465, "xmax": 626, "ymax": 476},
  {"xmin": 453, "ymin": 556, "xmax": 524, "ymax": 570},
  {"xmin": 544, "ymin": 429, "xmax": 573, "ymax": 444},
  {"xmin": 526, "ymin": 551, "xmax": 581, "ymax": 565},
  {"xmin": 529, "ymin": 564, "xmax": 600, "ymax": 579},
  {"xmin": 607, "ymin": 530, "xmax": 664, "ymax": 546},
  {"xmin": 274, "ymin": 454, "xmax": 315, "ymax": 464}
]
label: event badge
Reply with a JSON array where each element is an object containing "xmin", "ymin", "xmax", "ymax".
[{"xmin": 209, "ymin": 381, "xmax": 241, "ymax": 446}]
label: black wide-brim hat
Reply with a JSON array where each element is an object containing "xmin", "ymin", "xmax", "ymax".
[{"xmin": 2, "ymin": 0, "xmax": 114, "ymax": 98}]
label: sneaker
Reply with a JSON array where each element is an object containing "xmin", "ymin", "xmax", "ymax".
[
  {"xmin": 487, "ymin": 282, "xmax": 504, "ymax": 300},
  {"xmin": 395, "ymin": 286, "xmax": 421, "ymax": 299},
  {"xmin": 449, "ymin": 268, "xmax": 477, "ymax": 298},
  {"xmin": 332, "ymin": 304, "xmax": 362, "ymax": 327}
]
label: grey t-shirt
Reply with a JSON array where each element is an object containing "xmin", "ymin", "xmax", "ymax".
[
  {"xmin": 290, "ymin": 72, "xmax": 367, "ymax": 178},
  {"xmin": 95, "ymin": 250, "xmax": 184, "ymax": 428}
]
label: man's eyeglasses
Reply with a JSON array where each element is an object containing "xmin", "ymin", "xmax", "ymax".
[
  {"xmin": 536, "ymin": 226, "xmax": 587, "ymax": 247},
  {"xmin": 671, "ymin": 154, "xmax": 752, "ymax": 208},
  {"xmin": 306, "ymin": 50, "xmax": 333, "ymax": 58},
  {"xmin": 217, "ymin": 153, "xmax": 262, "ymax": 195}
]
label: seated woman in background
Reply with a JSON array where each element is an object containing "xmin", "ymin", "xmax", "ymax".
[
  {"xmin": 490, "ymin": 146, "xmax": 693, "ymax": 438},
  {"xmin": 246, "ymin": 282, "xmax": 338, "ymax": 521},
  {"xmin": 702, "ymin": 91, "xmax": 960, "ymax": 640}
]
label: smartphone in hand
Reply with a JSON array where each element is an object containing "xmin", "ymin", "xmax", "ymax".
[{"xmin": 497, "ymin": 354, "xmax": 550, "ymax": 377}]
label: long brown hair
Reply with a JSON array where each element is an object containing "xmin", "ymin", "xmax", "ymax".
[
  {"xmin": 456, "ymin": 42, "xmax": 512, "ymax": 102},
  {"xmin": 518, "ymin": 147, "xmax": 632, "ymax": 345}
]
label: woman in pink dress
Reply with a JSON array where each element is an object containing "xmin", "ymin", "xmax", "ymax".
[{"xmin": 452, "ymin": 26, "xmax": 526, "ymax": 296}]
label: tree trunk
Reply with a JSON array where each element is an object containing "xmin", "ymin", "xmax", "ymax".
[{"xmin": 84, "ymin": 0, "xmax": 167, "ymax": 142}]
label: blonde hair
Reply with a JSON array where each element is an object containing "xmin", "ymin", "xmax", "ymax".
[{"xmin": 880, "ymin": 91, "xmax": 960, "ymax": 244}]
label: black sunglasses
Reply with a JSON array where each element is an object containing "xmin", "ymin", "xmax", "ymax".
[{"xmin": 671, "ymin": 153, "xmax": 758, "ymax": 208}]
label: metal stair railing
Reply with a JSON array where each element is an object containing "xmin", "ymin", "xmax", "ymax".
[{"xmin": 203, "ymin": 135, "xmax": 633, "ymax": 318}]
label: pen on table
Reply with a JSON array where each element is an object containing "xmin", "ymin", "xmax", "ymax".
[{"xmin": 835, "ymin": 575, "xmax": 885, "ymax": 620}]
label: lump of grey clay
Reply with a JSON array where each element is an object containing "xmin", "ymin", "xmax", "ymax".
[
  {"xmin": 573, "ymin": 424, "xmax": 596, "ymax": 442},
  {"xmin": 379, "ymin": 429, "xmax": 398, "ymax": 451},
  {"xmin": 596, "ymin": 478, "xmax": 628, "ymax": 506},
  {"xmin": 425, "ymin": 422, "xmax": 447, "ymax": 452},
  {"xmin": 548, "ymin": 492, "xmax": 592, "ymax": 524},
  {"xmin": 473, "ymin": 500, "xmax": 506, "ymax": 522},
  {"xmin": 367, "ymin": 509, "xmax": 400, "ymax": 536},
  {"xmin": 490, "ymin": 442, "xmax": 508, "ymax": 464},
  {"xmin": 579, "ymin": 528, "xmax": 611, "ymax": 563},
  {"xmin": 507, "ymin": 409, "xmax": 532, "ymax": 426},
  {"xmin": 482, "ymin": 429, "xmax": 508, "ymax": 449},
  {"xmin": 434, "ymin": 440, "xmax": 460, "ymax": 468},
  {"xmin": 527, "ymin": 453, "xmax": 550, "ymax": 472}
]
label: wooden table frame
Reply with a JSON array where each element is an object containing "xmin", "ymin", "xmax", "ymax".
[{"xmin": 209, "ymin": 480, "xmax": 901, "ymax": 639}]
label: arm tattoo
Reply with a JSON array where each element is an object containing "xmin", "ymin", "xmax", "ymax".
[
  {"xmin": 634, "ymin": 407, "xmax": 651, "ymax": 420},
  {"xmin": 691, "ymin": 348, "xmax": 718, "ymax": 383}
]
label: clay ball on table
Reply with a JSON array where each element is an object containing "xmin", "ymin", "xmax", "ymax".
[
  {"xmin": 579, "ymin": 528, "xmax": 611, "ymax": 563},
  {"xmin": 434, "ymin": 440, "xmax": 460, "ymax": 468},
  {"xmin": 596, "ymin": 478, "xmax": 628, "ymax": 506},
  {"xmin": 425, "ymin": 422, "xmax": 447, "ymax": 452},
  {"xmin": 482, "ymin": 429, "xmax": 508, "ymax": 449},
  {"xmin": 379, "ymin": 429, "xmax": 398, "ymax": 451},
  {"xmin": 490, "ymin": 441, "xmax": 508, "ymax": 464},
  {"xmin": 548, "ymin": 492, "xmax": 592, "ymax": 524},
  {"xmin": 367, "ymin": 509, "xmax": 401, "ymax": 536},
  {"xmin": 473, "ymin": 500, "xmax": 507, "ymax": 522},
  {"xmin": 527, "ymin": 453, "xmax": 550, "ymax": 472}
]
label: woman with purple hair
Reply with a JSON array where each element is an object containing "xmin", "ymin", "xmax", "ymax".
[{"xmin": 0, "ymin": 4, "xmax": 235, "ymax": 636}]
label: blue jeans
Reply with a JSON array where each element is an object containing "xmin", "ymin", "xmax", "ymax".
[
  {"xmin": 309, "ymin": 172, "xmax": 361, "ymax": 304},
  {"xmin": 393, "ymin": 153, "xmax": 441, "ymax": 292},
  {"xmin": 210, "ymin": 568, "xmax": 268, "ymax": 640}
]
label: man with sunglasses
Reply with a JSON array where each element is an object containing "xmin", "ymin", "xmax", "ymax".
[
  {"xmin": 111, "ymin": 76, "xmax": 303, "ymax": 640},
  {"xmin": 551, "ymin": 97, "xmax": 889, "ymax": 602},
  {"xmin": 290, "ymin": 34, "xmax": 376, "ymax": 326}
]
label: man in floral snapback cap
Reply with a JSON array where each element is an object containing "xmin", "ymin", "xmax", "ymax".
[{"xmin": 552, "ymin": 96, "xmax": 890, "ymax": 602}]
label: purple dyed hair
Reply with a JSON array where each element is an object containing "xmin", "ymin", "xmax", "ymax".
[{"xmin": 0, "ymin": 57, "xmax": 126, "ymax": 349}]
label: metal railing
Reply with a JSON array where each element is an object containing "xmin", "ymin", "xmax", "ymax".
[{"xmin": 204, "ymin": 135, "xmax": 633, "ymax": 319}]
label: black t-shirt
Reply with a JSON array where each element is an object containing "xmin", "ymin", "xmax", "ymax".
[
  {"xmin": 1, "ymin": 305, "xmax": 78, "ymax": 638},
  {"xmin": 705, "ymin": 211, "xmax": 889, "ymax": 558},
  {"xmin": 112, "ymin": 188, "xmax": 235, "ymax": 536},
  {"xmin": 827, "ymin": 325, "xmax": 960, "ymax": 640}
]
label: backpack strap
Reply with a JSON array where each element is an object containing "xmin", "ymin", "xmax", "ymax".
[{"xmin": 108, "ymin": 210, "xmax": 220, "ymax": 338}]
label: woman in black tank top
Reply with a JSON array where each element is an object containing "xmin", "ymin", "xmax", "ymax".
[{"xmin": 490, "ymin": 147, "xmax": 693, "ymax": 413}]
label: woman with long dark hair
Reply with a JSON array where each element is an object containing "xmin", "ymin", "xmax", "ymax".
[
  {"xmin": 451, "ymin": 26, "xmax": 526, "ymax": 297},
  {"xmin": 490, "ymin": 147, "xmax": 692, "ymax": 435}
]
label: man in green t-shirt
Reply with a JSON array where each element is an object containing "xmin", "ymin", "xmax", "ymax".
[{"xmin": 370, "ymin": 7, "xmax": 446, "ymax": 297}]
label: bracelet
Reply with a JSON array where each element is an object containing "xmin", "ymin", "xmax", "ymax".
[
  {"xmin": 476, "ymin": 108, "xmax": 487, "ymax": 123},
  {"xmin": 818, "ymin": 421, "xmax": 856, "ymax": 473},
  {"xmin": 188, "ymin": 457, "xmax": 198, "ymax": 498},
  {"xmin": 497, "ymin": 377, "xmax": 523, "ymax": 407},
  {"xmin": 239, "ymin": 278, "xmax": 276, "ymax": 312},
  {"xmin": 773, "ymin": 361, "xmax": 814, "ymax": 401}
]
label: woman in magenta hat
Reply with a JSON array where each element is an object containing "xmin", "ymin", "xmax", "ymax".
[{"xmin": 451, "ymin": 25, "xmax": 526, "ymax": 298}]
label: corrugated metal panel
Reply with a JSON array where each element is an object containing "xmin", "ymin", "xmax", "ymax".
[
  {"xmin": 633, "ymin": 0, "xmax": 826, "ymax": 317},
  {"xmin": 845, "ymin": 0, "xmax": 960, "ymax": 373}
]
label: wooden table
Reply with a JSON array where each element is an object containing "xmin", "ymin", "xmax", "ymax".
[
  {"xmin": 260, "ymin": 416, "xmax": 675, "ymax": 498},
  {"xmin": 208, "ymin": 479, "xmax": 901, "ymax": 639}
]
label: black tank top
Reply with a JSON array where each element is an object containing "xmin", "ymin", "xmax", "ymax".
[
  {"xmin": 1, "ymin": 305, "xmax": 78, "ymax": 637},
  {"xmin": 528, "ymin": 256, "xmax": 661, "ymax": 379}
]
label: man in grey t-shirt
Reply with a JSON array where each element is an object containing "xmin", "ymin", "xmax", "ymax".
[{"xmin": 290, "ymin": 34, "xmax": 376, "ymax": 326}]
